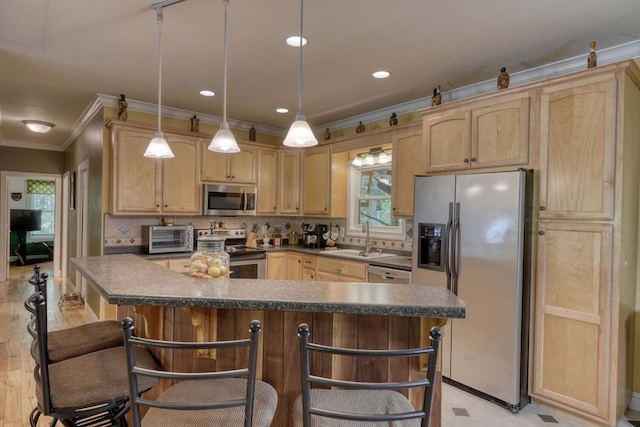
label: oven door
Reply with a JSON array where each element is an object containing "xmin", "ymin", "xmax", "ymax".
[{"xmin": 230, "ymin": 256, "xmax": 266, "ymax": 279}]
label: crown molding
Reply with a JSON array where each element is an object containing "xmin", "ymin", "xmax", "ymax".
[{"xmin": 316, "ymin": 40, "xmax": 640, "ymax": 133}]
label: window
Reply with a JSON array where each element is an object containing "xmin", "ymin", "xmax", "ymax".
[
  {"xmin": 347, "ymin": 164, "xmax": 404, "ymax": 239},
  {"xmin": 27, "ymin": 180, "xmax": 55, "ymax": 241}
]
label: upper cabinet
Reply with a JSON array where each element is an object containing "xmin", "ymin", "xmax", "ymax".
[
  {"xmin": 423, "ymin": 92, "xmax": 530, "ymax": 172},
  {"xmin": 302, "ymin": 146, "xmax": 331, "ymax": 215},
  {"xmin": 107, "ymin": 121, "xmax": 203, "ymax": 215},
  {"xmin": 201, "ymin": 145, "xmax": 257, "ymax": 184},
  {"xmin": 538, "ymin": 76, "xmax": 616, "ymax": 220},
  {"xmin": 278, "ymin": 150, "xmax": 301, "ymax": 215},
  {"xmin": 391, "ymin": 124, "xmax": 424, "ymax": 218},
  {"xmin": 257, "ymin": 148, "xmax": 278, "ymax": 215}
]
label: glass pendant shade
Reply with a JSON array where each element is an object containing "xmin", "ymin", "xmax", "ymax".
[
  {"xmin": 283, "ymin": 113, "xmax": 318, "ymax": 147},
  {"xmin": 351, "ymin": 155, "xmax": 363, "ymax": 167},
  {"xmin": 208, "ymin": 121, "xmax": 240, "ymax": 152},
  {"xmin": 144, "ymin": 130, "xmax": 174, "ymax": 158}
]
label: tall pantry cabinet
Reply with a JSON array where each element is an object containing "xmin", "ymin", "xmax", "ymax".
[{"xmin": 532, "ymin": 61, "xmax": 640, "ymax": 426}]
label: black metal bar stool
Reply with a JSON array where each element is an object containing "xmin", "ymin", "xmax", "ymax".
[
  {"xmin": 25, "ymin": 292, "xmax": 160, "ymax": 426},
  {"xmin": 294, "ymin": 323, "xmax": 442, "ymax": 427},
  {"xmin": 122, "ymin": 317, "xmax": 278, "ymax": 427}
]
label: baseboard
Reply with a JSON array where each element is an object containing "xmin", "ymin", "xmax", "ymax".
[{"xmin": 628, "ymin": 392, "xmax": 640, "ymax": 412}]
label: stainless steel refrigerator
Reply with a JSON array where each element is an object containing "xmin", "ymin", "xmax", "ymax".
[{"xmin": 411, "ymin": 170, "xmax": 532, "ymax": 412}]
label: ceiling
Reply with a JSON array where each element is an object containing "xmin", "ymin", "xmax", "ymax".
[{"xmin": 1, "ymin": 0, "xmax": 640, "ymax": 151}]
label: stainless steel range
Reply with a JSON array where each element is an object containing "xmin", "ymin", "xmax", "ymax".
[{"xmin": 195, "ymin": 228, "xmax": 266, "ymax": 279}]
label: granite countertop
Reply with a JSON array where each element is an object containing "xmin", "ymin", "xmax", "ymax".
[
  {"xmin": 71, "ymin": 254, "xmax": 464, "ymax": 319},
  {"xmin": 139, "ymin": 245, "xmax": 413, "ymax": 271}
]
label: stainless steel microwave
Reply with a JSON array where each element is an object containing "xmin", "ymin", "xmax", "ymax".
[
  {"xmin": 203, "ymin": 184, "xmax": 257, "ymax": 216},
  {"xmin": 142, "ymin": 225, "xmax": 194, "ymax": 254}
]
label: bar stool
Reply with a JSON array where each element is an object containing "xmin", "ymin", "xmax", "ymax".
[
  {"xmin": 25, "ymin": 292, "xmax": 160, "ymax": 426},
  {"xmin": 28, "ymin": 271, "xmax": 123, "ymax": 363},
  {"xmin": 122, "ymin": 317, "xmax": 278, "ymax": 427},
  {"xmin": 293, "ymin": 323, "xmax": 442, "ymax": 427}
]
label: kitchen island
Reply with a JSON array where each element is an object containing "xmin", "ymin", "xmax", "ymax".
[{"xmin": 72, "ymin": 254, "xmax": 465, "ymax": 426}]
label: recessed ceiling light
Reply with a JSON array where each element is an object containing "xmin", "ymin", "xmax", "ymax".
[
  {"xmin": 200, "ymin": 90, "xmax": 215, "ymax": 97},
  {"xmin": 276, "ymin": 108, "xmax": 289, "ymax": 114},
  {"xmin": 372, "ymin": 71, "xmax": 391, "ymax": 79},
  {"xmin": 286, "ymin": 36, "xmax": 307, "ymax": 47},
  {"xmin": 22, "ymin": 120, "xmax": 55, "ymax": 133}
]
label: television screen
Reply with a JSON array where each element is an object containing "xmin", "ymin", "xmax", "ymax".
[{"xmin": 10, "ymin": 209, "xmax": 42, "ymax": 232}]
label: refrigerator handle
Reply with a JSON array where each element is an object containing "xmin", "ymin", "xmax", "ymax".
[
  {"xmin": 444, "ymin": 202, "xmax": 453, "ymax": 291},
  {"xmin": 451, "ymin": 202, "xmax": 461, "ymax": 294}
]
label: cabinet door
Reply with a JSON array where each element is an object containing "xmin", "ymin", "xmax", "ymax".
[
  {"xmin": 471, "ymin": 96, "xmax": 529, "ymax": 168},
  {"xmin": 316, "ymin": 270, "xmax": 339, "ymax": 282},
  {"xmin": 533, "ymin": 221, "xmax": 612, "ymax": 419},
  {"xmin": 279, "ymin": 150, "xmax": 301, "ymax": 215},
  {"xmin": 539, "ymin": 78, "xmax": 616, "ymax": 220},
  {"xmin": 112, "ymin": 127, "xmax": 161, "ymax": 214},
  {"xmin": 392, "ymin": 127, "xmax": 424, "ymax": 217},
  {"xmin": 162, "ymin": 137, "xmax": 201, "ymax": 214},
  {"xmin": 302, "ymin": 147, "xmax": 331, "ymax": 216},
  {"xmin": 201, "ymin": 149, "xmax": 229, "ymax": 182},
  {"xmin": 285, "ymin": 252, "xmax": 302, "ymax": 280},
  {"xmin": 257, "ymin": 149, "xmax": 278, "ymax": 215},
  {"xmin": 424, "ymin": 111, "xmax": 471, "ymax": 172},
  {"xmin": 302, "ymin": 267, "xmax": 315, "ymax": 281},
  {"xmin": 266, "ymin": 252, "xmax": 285, "ymax": 280},
  {"xmin": 229, "ymin": 146, "xmax": 257, "ymax": 183}
]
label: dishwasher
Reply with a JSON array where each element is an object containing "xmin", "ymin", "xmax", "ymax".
[{"xmin": 367, "ymin": 265, "xmax": 412, "ymax": 284}]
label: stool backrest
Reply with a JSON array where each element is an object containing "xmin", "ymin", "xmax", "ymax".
[
  {"xmin": 121, "ymin": 317, "xmax": 263, "ymax": 427},
  {"xmin": 24, "ymin": 293, "xmax": 54, "ymax": 414},
  {"xmin": 298, "ymin": 323, "xmax": 442, "ymax": 427}
]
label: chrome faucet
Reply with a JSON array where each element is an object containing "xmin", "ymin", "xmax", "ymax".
[{"xmin": 360, "ymin": 220, "xmax": 372, "ymax": 256}]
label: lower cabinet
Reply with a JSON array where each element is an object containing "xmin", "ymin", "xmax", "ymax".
[
  {"xmin": 266, "ymin": 252, "xmax": 285, "ymax": 280},
  {"xmin": 533, "ymin": 221, "xmax": 613, "ymax": 420},
  {"xmin": 167, "ymin": 258, "xmax": 192, "ymax": 274},
  {"xmin": 315, "ymin": 257, "xmax": 367, "ymax": 282}
]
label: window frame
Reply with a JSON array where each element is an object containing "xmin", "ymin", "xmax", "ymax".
[{"xmin": 347, "ymin": 163, "xmax": 405, "ymax": 240}]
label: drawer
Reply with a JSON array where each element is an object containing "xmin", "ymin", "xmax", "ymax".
[
  {"xmin": 167, "ymin": 258, "xmax": 192, "ymax": 273},
  {"xmin": 300, "ymin": 255, "xmax": 316, "ymax": 269},
  {"xmin": 316, "ymin": 257, "xmax": 366, "ymax": 281}
]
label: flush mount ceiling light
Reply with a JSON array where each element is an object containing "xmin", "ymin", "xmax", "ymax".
[
  {"xmin": 199, "ymin": 90, "xmax": 215, "ymax": 97},
  {"xmin": 276, "ymin": 108, "xmax": 289, "ymax": 114},
  {"xmin": 144, "ymin": 3, "xmax": 175, "ymax": 159},
  {"xmin": 372, "ymin": 70, "xmax": 391, "ymax": 79},
  {"xmin": 209, "ymin": 0, "xmax": 240, "ymax": 153},
  {"xmin": 23, "ymin": 120, "xmax": 55, "ymax": 133},
  {"xmin": 283, "ymin": 0, "xmax": 317, "ymax": 148}
]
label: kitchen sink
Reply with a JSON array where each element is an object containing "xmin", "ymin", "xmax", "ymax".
[{"xmin": 321, "ymin": 249, "xmax": 396, "ymax": 260}]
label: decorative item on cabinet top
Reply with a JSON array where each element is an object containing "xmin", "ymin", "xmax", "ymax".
[
  {"xmin": 588, "ymin": 41, "xmax": 597, "ymax": 68},
  {"xmin": 497, "ymin": 67, "xmax": 510, "ymax": 90},
  {"xmin": 356, "ymin": 121, "xmax": 366, "ymax": 133}
]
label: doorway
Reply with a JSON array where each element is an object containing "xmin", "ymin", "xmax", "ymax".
[{"xmin": 1, "ymin": 171, "xmax": 62, "ymax": 282}]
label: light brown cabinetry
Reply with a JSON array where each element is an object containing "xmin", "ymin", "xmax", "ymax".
[
  {"xmin": 201, "ymin": 144, "xmax": 256, "ymax": 184},
  {"xmin": 266, "ymin": 252, "xmax": 285, "ymax": 280},
  {"xmin": 530, "ymin": 62, "xmax": 640, "ymax": 426},
  {"xmin": 278, "ymin": 150, "xmax": 301, "ymax": 215},
  {"xmin": 284, "ymin": 253, "xmax": 316, "ymax": 281},
  {"xmin": 538, "ymin": 77, "xmax": 616, "ymax": 220},
  {"xmin": 315, "ymin": 257, "xmax": 367, "ymax": 282},
  {"xmin": 257, "ymin": 148, "xmax": 278, "ymax": 215},
  {"xmin": 533, "ymin": 222, "xmax": 612, "ymax": 419},
  {"xmin": 391, "ymin": 125, "xmax": 424, "ymax": 217},
  {"xmin": 107, "ymin": 121, "xmax": 202, "ymax": 215},
  {"xmin": 423, "ymin": 93, "xmax": 529, "ymax": 172},
  {"xmin": 167, "ymin": 258, "xmax": 192, "ymax": 273},
  {"xmin": 302, "ymin": 146, "xmax": 331, "ymax": 215}
]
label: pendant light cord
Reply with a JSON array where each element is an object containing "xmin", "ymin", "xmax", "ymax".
[
  {"xmin": 297, "ymin": 0, "xmax": 304, "ymax": 116},
  {"xmin": 222, "ymin": 0, "xmax": 229, "ymax": 123},
  {"xmin": 156, "ymin": 7, "xmax": 164, "ymax": 132}
]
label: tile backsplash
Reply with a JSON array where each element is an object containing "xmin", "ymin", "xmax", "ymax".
[{"xmin": 104, "ymin": 215, "xmax": 413, "ymax": 254}]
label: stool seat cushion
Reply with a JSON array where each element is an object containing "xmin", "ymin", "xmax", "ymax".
[
  {"xmin": 142, "ymin": 377, "xmax": 278, "ymax": 427},
  {"xmin": 293, "ymin": 389, "xmax": 419, "ymax": 427},
  {"xmin": 47, "ymin": 320, "xmax": 124, "ymax": 363},
  {"xmin": 39, "ymin": 346, "xmax": 159, "ymax": 410}
]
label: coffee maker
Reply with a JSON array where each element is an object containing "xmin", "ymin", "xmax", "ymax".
[{"xmin": 314, "ymin": 224, "xmax": 329, "ymax": 249}]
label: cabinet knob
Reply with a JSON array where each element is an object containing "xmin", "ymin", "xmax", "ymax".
[
  {"xmin": 539, "ymin": 206, "xmax": 546, "ymax": 211},
  {"xmin": 156, "ymin": 204, "xmax": 160, "ymax": 208},
  {"xmin": 463, "ymin": 158, "xmax": 469, "ymax": 163},
  {"xmin": 231, "ymin": 175, "xmax": 235, "ymax": 179},
  {"xmin": 538, "ymin": 231, "xmax": 545, "ymax": 235},
  {"xmin": 164, "ymin": 204, "xmax": 168, "ymax": 208},
  {"xmin": 470, "ymin": 157, "xmax": 477, "ymax": 162}
]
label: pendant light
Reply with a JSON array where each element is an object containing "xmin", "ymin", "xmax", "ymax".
[
  {"xmin": 144, "ymin": 6, "xmax": 174, "ymax": 158},
  {"xmin": 283, "ymin": 0, "xmax": 318, "ymax": 147},
  {"xmin": 208, "ymin": 0, "xmax": 240, "ymax": 153}
]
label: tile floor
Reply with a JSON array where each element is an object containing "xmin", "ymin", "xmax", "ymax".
[{"xmin": 441, "ymin": 382, "xmax": 640, "ymax": 427}]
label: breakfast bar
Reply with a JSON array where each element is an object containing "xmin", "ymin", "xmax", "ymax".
[{"xmin": 71, "ymin": 254, "xmax": 465, "ymax": 426}]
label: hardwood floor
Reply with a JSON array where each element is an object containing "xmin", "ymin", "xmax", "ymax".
[{"xmin": 0, "ymin": 262, "xmax": 91, "ymax": 427}]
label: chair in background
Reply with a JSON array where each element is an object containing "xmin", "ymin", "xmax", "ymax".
[
  {"xmin": 25, "ymin": 292, "xmax": 160, "ymax": 426},
  {"xmin": 294, "ymin": 323, "xmax": 442, "ymax": 427},
  {"xmin": 27, "ymin": 270, "xmax": 123, "ymax": 363},
  {"xmin": 122, "ymin": 317, "xmax": 278, "ymax": 427}
]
